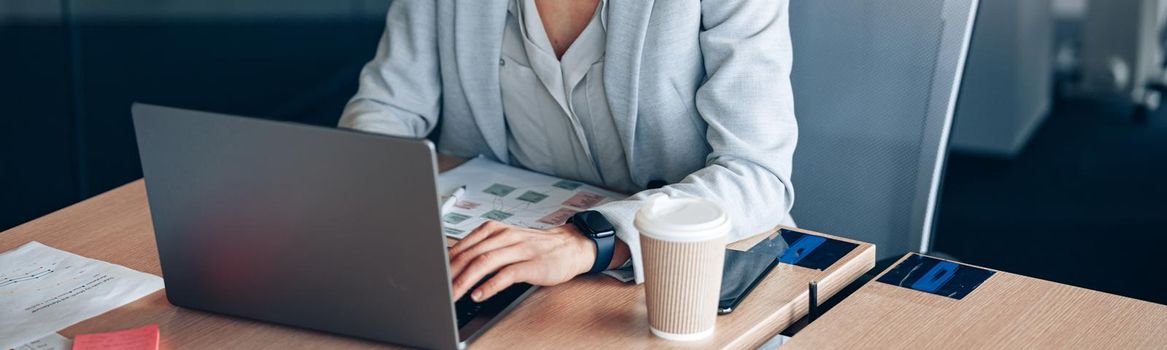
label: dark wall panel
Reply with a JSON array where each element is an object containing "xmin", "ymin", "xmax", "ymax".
[
  {"xmin": 0, "ymin": 4, "xmax": 81, "ymax": 231},
  {"xmin": 74, "ymin": 20, "xmax": 382, "ymax": 196},
  {"xmin": 1, "ymin": 14, "xmax": 385, "ymax": 231}
]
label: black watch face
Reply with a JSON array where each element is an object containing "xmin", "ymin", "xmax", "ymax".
[{"xmin": 574, "ymin": 211, "xmax": 615, "ymax": 238}]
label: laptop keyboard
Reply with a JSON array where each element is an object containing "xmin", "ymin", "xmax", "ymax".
[
  {"xmin": 455, "ymin": 294, "xmax": 487, "ymax": 328},
  {"xmin": 454, "ymin": 280, "xmax": 533, "ymax": 329}
]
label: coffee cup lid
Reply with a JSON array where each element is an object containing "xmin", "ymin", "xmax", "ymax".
[{"xmin": 634, "ymin": 193, "xmax": 730, "ymax": 242}]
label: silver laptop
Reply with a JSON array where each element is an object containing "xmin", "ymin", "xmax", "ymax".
[{"xmin": 132, "ymin": 103, "xmax": 535, "ymax": 350}]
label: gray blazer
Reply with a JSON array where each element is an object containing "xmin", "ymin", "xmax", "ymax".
[{"xmin": 340, "ymin": 0, "xmax": 798, "ymax": 283}]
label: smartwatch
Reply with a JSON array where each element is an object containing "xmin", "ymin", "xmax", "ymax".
[{"xmin": 567, "ymin": 210, "xmax": 616, "ymax": 274}]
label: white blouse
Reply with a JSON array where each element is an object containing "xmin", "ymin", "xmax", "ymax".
[{"xmin": 499, "ymin": 0, "xmax": 637, "ymax": 194}]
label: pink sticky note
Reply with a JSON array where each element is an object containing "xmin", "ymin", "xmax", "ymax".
[{"xmin": 73, "ymin": 324, "xmax": 160, "ymax": 350}]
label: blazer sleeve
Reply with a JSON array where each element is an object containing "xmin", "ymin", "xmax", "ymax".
[
  {"xmin": 592, "ymin": 0, "xmax": 797, "ymax": 284},
  {"xmin": 339, "ymin": 0, "xmax": 442, "ymax": 137}
]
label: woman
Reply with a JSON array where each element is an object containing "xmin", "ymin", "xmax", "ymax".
[{"xmin": 340, "ymin": 0, "xmax": 797, "ymax": 303}]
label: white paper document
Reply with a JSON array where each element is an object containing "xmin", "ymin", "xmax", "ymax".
[
  {"xmin": 1, "ymin": 242, "xmax": 164, "ymax": 349},
  {"xmin": 14, "ymin": 333, "xmax": 72, "ymax": 350},
  {"xmin": 437, "ymin": 157, "xmax": 628, "ymax": 238}
]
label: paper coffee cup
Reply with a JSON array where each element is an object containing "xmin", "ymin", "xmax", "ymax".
[{"xmin": 635, "ymin": 193, "xmax": 730, "ymax": 341}]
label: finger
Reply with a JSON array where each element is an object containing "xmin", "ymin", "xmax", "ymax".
[
  {"xmin": 449, "ymin": 221, "xmax": 506, "ymax": 258},
  {"xmin": 451, "ymin": 245, "xmax": 533, "ymax": 300},
  {"xmin": 448, "ymin": 229, "xmax": 525, "ymax": 278},
  {"xmin": 472, "ymin": 262, "xmax": 538, "ymax": 302},
  {"xmin": 452, "ymin": 243, "xmax": 531, "ymax": 300}
]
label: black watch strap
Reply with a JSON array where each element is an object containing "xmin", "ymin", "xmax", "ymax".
[
  {"xmin": 568, "ymin": 210, "xmax": 616, "ymax": 274},
  {"xmin": 590, "ymin": 233, "xmax": 616, "ymax": 274}
]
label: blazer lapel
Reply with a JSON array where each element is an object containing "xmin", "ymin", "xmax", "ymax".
[
  {"xmin": 604, "ymin": 0, "xmax": 655, "ymax": 167},
  {"xmin": 455, "ymin": 0, "xmax": 510, "ymax": 162}
]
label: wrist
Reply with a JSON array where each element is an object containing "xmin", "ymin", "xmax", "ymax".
[
  {"xmin": 609, "ymin": 239, "xmax": 631, "ymax": 270},
  {"xmin": 555, "ymin": 224, "xmax": 596, "ymax": 275}
]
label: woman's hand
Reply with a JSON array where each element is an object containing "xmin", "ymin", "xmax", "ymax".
[{"xmin": 448, "ymin": 221, "xmax": 595, "ymax": 302}]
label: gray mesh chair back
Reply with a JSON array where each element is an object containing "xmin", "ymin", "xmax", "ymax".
[{"xmin": 787, "ymin": 0, "xmax": 979, "ymax": 259}]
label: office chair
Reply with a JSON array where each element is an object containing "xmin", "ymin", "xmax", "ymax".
[{"xmin": 786, "ymin": 0, "xmax": 980, "ymax": 260}]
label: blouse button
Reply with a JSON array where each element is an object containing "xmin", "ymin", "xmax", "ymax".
[{"xmin": 499, "ymin": 58, "xmax": 506, "ymax": 66}]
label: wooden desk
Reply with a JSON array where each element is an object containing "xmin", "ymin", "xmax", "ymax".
[
  {"xmin": 784, "ymin": 254, "xmax": 1167, "ymax": 349},
  {"xmin": 0, "ymin": 156, "xmax": 875, "ymax": 349}
]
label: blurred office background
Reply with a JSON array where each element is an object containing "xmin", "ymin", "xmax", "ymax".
[{"xmin": 1, "ymin": 0, "xmax": 1164, "ymax": 304}]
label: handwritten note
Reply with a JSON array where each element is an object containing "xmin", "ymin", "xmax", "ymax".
[{"xmin": 73, "ymin": 325, "xmax": 159, "ymax": 350}]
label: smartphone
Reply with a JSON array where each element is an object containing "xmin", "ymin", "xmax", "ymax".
[{"xmin": 717, "ymin": 249, "xmax": 783, "ymax": 314}]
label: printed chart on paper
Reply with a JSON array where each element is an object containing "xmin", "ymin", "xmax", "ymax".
[
  {"xmin": 0, "ymin": 242, "xmax": 163, "ymax": 350},
  {"xmin": 437, "ymin": 157, "xmax": 628, "ymax": 239}
]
